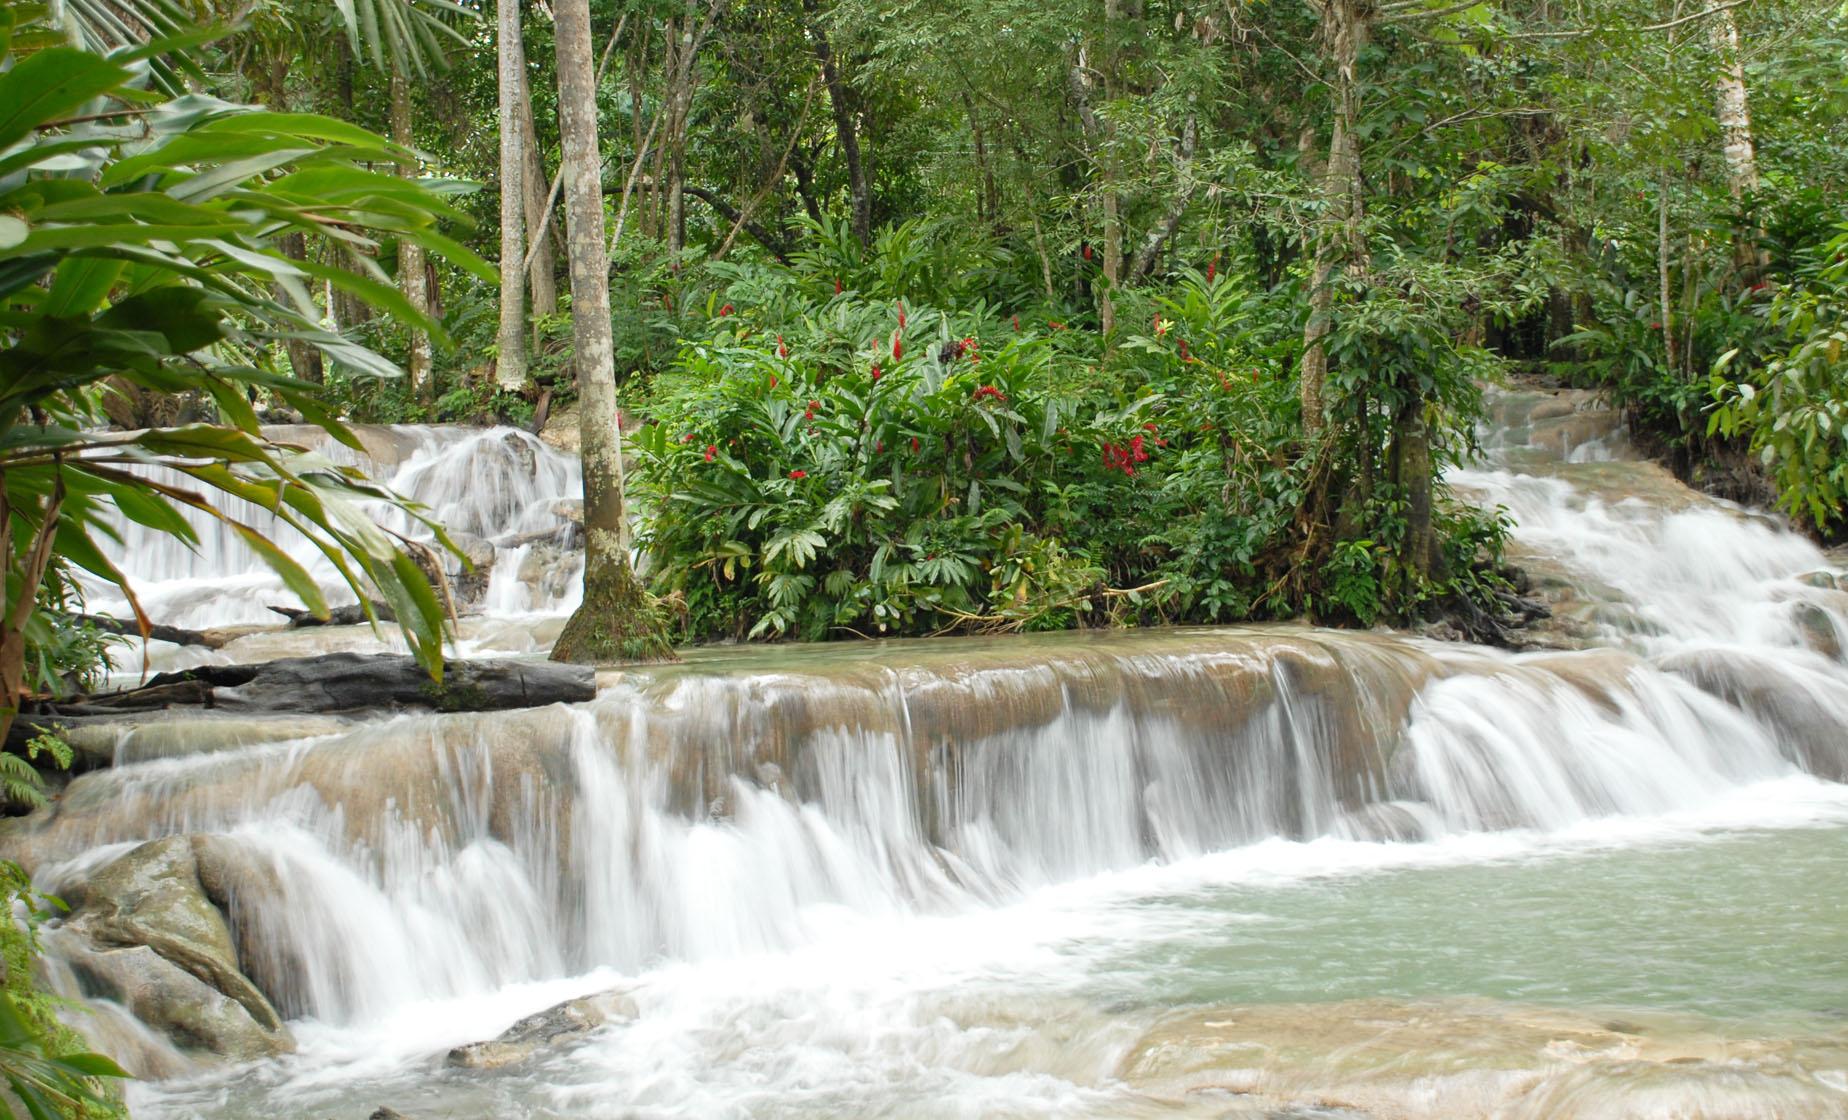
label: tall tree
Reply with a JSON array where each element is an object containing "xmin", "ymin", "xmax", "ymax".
[
  {"xmin": 496, "ymin": 0, "xmax": 529, "ymax": 390},
  {"xmin": 390, "ymin": 67, "xmax": 436, "ymax": 398},
  {"xmin": 803, "ymin": 0, "xmax": 870, "ymax": 247},
  {"xmin": 550, "ymin": 0, "xmax": 674, "ymax": 663}
]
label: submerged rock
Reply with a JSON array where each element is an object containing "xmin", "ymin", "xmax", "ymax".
[
  {"xmin": 53, "ymin": 835, "xmax": 292, "ymax": 1060},
  {"xmin": 446, "ymin": 988, "xmax": 638, "ymax": 1069}
]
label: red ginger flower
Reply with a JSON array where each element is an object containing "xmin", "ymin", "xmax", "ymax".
[
  {"xmin": 871, "ymin": 363, "xmax": 883, "ymax": 381},
  {"xmin": 834, "ymin": 277, "xmax": 843, "ymax": 294},
  {"xmin": 789, "ymin": 469, "xmax": 807, "ymax": 480},
  {"xmin": 973, "ymin": 385, "xmax": 1008, "ymax": 402},
  {"xmin": 910, "ymin": 436, "xmax": 920, "ymax": 453},
  {"xmin": 704, "ymin": 444, "xmax": 717, "ymax": 462},
  {"xmin": 897, "ymin": 301, "xmax": 907, "ymax": 329},
  {"xmin": 1207, "ymin": 261, "xmax": 1216, "ymax": 282},
  {"xmin": 777, "ymin": 335, "xmax": 789, "ymax": 358},
  {"xmin": 719, "ymin": 303, "xmax": 734, "ymax": 317},
  {"xmin": 893, "ymin": 334, "xmax": 904, "ymax": 361}
]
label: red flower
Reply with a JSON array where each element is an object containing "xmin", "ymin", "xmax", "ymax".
[
  {"xmin": 1012, "ymin": 315, "xmax": 1021, "ymax": 331},
  {"xmin": 662, "ymin": 293, "xmax": 674, "ymax": 310},
  {"xmin": 770, "ymin": 376, "xmax": 778, "ymax": 388},
  {"xmin": 1177, "ymin": 338, "xmax": 1191, "ymax": 361},
  {"xmin": 1153, "ymin": 313, "xmax": 1166, "ymax": 337},
  {"xmin": 973, "ymin": 385, "xmax": 1008, "ymax": 402},
  {"xmin": 910, "ymin": 436, "xmax": 921, "ymax": 453},
  {"xmin": 897, "ymin": 301, "xmax": 907, "ymax": 329},
  {"xmin": 871, "ymin": 363, "xmax": 883, "ymax": 381},
  {"xmin": 834, "ymin": 277, "xmax": 843, "ymax": 294},
  {"xmin": 1649, "ymin": 322, "xmax": 1662, "ymax": 330},
  {"xmin": 681, "ymin": 432, "xmax": 695, "ymax": 443},
  {"xmin": 876, "ymin": 440, "xmax": 885, "ymax": 453},
  {"xmin": 704, "ymin": 444, "xmax": 717, "ymax": 462},
  {"xmin": 789, "ymin": 469, "xmax": 807, "ymax": 480},
  {"xmin": 777, "ymin": 334, "xmax": 789, "ymax": 358},
  {"xmin": 719, "ymin": 303, "xmax": 735, "ymax": 317},
  {"xmin": 1130, "ymin": 434, "xmax": 1149, "ymax": 462},
  {"xmin": 1207, "ymin": 261, "xmax": 1216, "ymax": 282},
  {"xmin": 805, "ymin": 399, "xmax": 820, "ymax": 420},
  {"xmin": 1143, "ymin": 421, "xmax": 1158, "ymax": 432},
  {"xmin": 893, "ymin": 334, "xmax": 904, "ymax": 360},
  {"xmin": 1749, "ymin": 281, "xmax": 1769, "ymax": 293},
  {"xmin": 1048, "ymin": 320, "xmax": 1066, "ymax": 331},
  {"xmin": 1082, "ymin": 243, "xmax": 1093, "ymax": 261}
]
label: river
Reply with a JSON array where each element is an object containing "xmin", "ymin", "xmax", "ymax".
[{"xmin": 18, "ymin": 384, "xmax": 1848, "ymax": 1119}]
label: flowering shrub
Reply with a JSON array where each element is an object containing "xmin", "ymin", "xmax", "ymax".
[{"xmin": 634, "ymin": 262, "xmax": 1503, "ymax": 641}]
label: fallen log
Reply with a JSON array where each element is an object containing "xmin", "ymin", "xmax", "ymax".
[
  {"xmin": 65, "ymin": 614, "xmax": 246, "ymax": 650},
  {"xmin": 14, "ymin": 654, "xmax": 594, "ymax": 735}
]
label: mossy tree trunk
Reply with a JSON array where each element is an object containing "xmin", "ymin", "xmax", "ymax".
[{"xmin": 549, "ymin": 0, "xmax": 675, "ymax": 665}]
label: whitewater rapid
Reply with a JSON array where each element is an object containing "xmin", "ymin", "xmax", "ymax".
[{"xmin": 23, "ymin": 384, "xmax": 1848, "ymax": 1119}]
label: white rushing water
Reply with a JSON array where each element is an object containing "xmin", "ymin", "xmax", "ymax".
[
  {"xmin": 83, "ymin": 425, "xmax": 585, "ymax": 630},
  {"xmin": 22, "ymin": 385, "xmax": 1848, "ymax": 1119}
]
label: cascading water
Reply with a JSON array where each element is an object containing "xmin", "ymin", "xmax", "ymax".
[
  {"xmin": 12, "ymin": 384, "xmax": 1848, "ymax": 1119},
  {"xmin": 83, "ymin": 425, "xmax": 584, "ymax": 632}
]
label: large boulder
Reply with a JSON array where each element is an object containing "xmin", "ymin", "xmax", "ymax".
[
  {"xmin": 446, "ymin": 988, "xmax": 638, "ymax": 1070},
  {"xmin": 54, "ymin": 835, "xmax": 292, "ymax": 1060}
]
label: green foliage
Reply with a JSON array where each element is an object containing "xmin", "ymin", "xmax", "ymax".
[
  {"xmin": 1711, "ymin": 226, "xmax": 1848, "ymax": 529},
  {"xmin": 636, "ymin": 253, "xmax": 1502, "ymax": 641},
  {"xmin": 0, "ymin": 861, "xmax": 127, "ymax": 1119},
  {"xmin": 0, "ymin": 16, "xmax": 492, "ymax": 715}
]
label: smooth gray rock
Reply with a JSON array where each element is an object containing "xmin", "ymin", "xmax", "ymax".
[
  {"xmin": 446, "ymin": 988, "xmax": 638, "ymax": 1070},
  {"xmin": 55, "ymin": 836, "xmax": 292, "ymax": 1059}
]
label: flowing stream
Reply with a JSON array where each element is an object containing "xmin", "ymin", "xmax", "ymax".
[{"xmin": 17, "ymin": 387, "xmax": 1848, "ymax": 1119}]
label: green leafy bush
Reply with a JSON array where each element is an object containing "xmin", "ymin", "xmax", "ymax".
[
  {"xmin": 1711, "ymin": 225, "xmax": 1848, "ymax": 529},
  {"xmin": 634, "ymin": 258, "xmax": 1504, "ymax": 641}
]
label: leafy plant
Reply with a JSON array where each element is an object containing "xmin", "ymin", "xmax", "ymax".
[{"xmin": 0, "ymin": 17, "xmax": 494, "ymax": 742}]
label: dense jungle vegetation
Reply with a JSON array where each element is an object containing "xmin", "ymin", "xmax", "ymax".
[
  {"xmin": 296, "ymin": 0, "xmax": 1848, "ymax": 643},
  {"xmin": 2, "ymin": 0, "xmax": 1847, "ymax": 1105}
]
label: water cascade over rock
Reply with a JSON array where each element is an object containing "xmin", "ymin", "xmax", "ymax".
[{"xmin": 6, "ymin": 384, "xmax": 1846, "ymax": 1119}]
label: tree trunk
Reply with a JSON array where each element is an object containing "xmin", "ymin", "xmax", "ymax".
[
  {"xmin": 804, "ymin": 0, "xmax": 870, "ymax": 247},
  {"xmin": 496, "ymin": 0, "xmax": 530, "ymax": 391},
  {"xmin": 550, "ymin": 0, "xmax": 674, "ymax": 664},
  {"xmin": 0, "ymin": 471, "xmax": 65, "ymax": 748},
  {"xmin": 1068, "ymin": 37, "xmax": 1118, "ymax": 336},
  {"xmin": 1709, "ymin": 5, "xmax": 1766, "ymax": 276},
  {"xmin": 257, "ymin": 57, "xmax": 324, "ymax": 385},
  {"xmin": 519, "ymin": 94, "xmax": 560, "ymax": 319},
  {"xmin": 1389, "ymin": 395, "xmax": 1438, "ymax": 588},
  {"xmin": 1658, "ymin": 171, "xmax": 1679, "ymax": 378},
  {"xmin": 1300, "ymin": 0, "xmax": 1370, "ymax": 439},
  {"xmin": 390, "ymin": 68, "xmax": 435, "ymax": 399}
]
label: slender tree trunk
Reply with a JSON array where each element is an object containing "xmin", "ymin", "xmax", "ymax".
[
  {"xmin": 390, "ymin": 68, "xmax": 435, "ymax": 399},
  {"xmin": 0, "ymin": 472, "xmax": 65, "ymax": 747},
  {"xmin": 496, "ymin": 0, "xmax": 529, "ymax": 391},
  {"xmin": 1300, "ymin": 0, "xmax": 1369, "ymax": 439},
  {"xmin": 258, "ymin": 56, "xmax": 324, "ymax": 385},
  {"xmin": 1068, "ymin": 39, "xmax": 1118, "ymax": 335},
  {"xmin": 804, "ymin": 0, "xmax": 870, "ymax": 247},
  {"xmin": 1658, "ymin": 171, "xmax": 1679, "ymax": 377},
  {"xmin": 519, "ymin": 84, "xmax": 559, "ymax": 319},
  {"xmin": 1709, "ymin": 5, "xmax": 1765, "ymax": 276},
  {"xmin": 550, "ymin": 0, "xmax": 673, "ymax": 664}
]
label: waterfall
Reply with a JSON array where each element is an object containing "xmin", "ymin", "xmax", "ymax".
[
  {"xmin": 12, "ymin": 384, "xmax": 1848, "ymax": 1118},
  {"xmin": 81, "ymin": 425, "xmax": 584, "ymax": 630}
]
